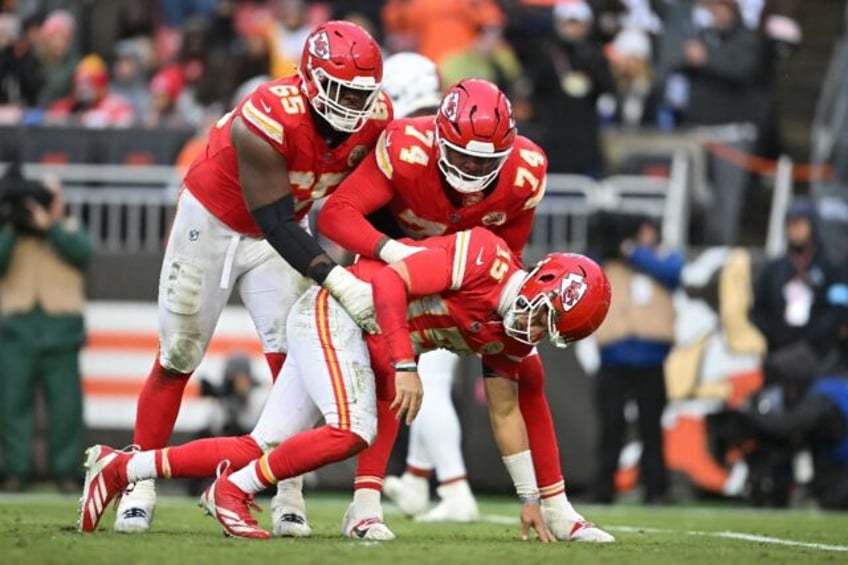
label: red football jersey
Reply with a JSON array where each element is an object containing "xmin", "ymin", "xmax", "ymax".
[
  {"xmin": 184, "ymin": 75, "xmax": 392, "ymax": 236},
  {"xmin": 319, "ymin": 115, "xmax": 547, "ymax": 259},
  {"xmin": 355, "ymin": 227, "xmax": 533, "ymax": 380}
]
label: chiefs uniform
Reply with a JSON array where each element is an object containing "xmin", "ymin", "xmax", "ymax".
[
  {"xmin": 356, "ymin": 227, "xmax": 532, "ymax": 382},
  {"xmin": 314, "ymin": 82, "xmax": 580, "ymax": 526},
  {"xmin": 153, "ymin": 76, "xmax": 392, "ymax": 378},
  {"xmin": 186, "ymin": 75, "xmax": 391, "ymax": 236},
  {"xmin": 318, "ymin": 115, "xmax": 546, "ymax": 258},
  {"xmin": 255, "ymin": 226, "xmax": 531, "ymax": 449}
]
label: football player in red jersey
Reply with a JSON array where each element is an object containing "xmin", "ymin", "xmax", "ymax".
[
  {"xmin": 315, "ymin": 78, "xmax": 614, "ymax": 542},
  {"xmin": 114, "ymin": 21, "xmax": 392, "ymax": 534},
  {"xmin": 366, "ymin": 52, "xmax": 485, "ymax": 523},
  {"xmin": 78, "ymin": 227, "xmax": 611, "ymax": 543}
]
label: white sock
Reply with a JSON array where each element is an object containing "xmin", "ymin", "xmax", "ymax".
[
  {"xmin": 353, "ymin": 488, "xmax": 382, "ymax": 518},
  {"xmin": 275, "ymin": 475, "xmax": 303, "ymax": 497},
  {"xmin": 542, "ymin": 492, "xmax": 583, "ymax": 522},
  {"xmin": 227, "ymin": 463, "xmax": 266, "ymax": 495},
  {"xmin": 126, "ymin": 451, "xmax": 157, "ymax": 483}
]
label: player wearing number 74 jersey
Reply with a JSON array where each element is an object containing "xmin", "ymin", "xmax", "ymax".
[
  {"xmin": 315, "ymin": 79, "xmax": 614, "ymax": 541},
  {"xmin": 78, "ymin": 227, "xmax": 611, "ymax": 541}
]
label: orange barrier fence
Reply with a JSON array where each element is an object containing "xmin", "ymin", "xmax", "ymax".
[{"xmin": 701, "ymin": 138, "xmax": 833, "ymax": 183}]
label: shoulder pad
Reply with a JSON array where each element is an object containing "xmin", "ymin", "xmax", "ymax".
[{"xmin": 375, "ymin": 117, "xmax": 437, "ymax": 181}]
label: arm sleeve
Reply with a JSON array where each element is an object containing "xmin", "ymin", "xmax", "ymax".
[
  {"xmin": 627, "ymin": 246, "xmax": 685, "ymax": 289},
  {"xmin": 317, "ymin": 150, "xmax": 397, "ymax": 258},
  {"xmin": 46, "ymin": 222, "xmax": 93, "ymax": 270},
  {"xmin": 251, "ymin": 194, "xmax": 335, "ymax": 282},
  {"xmin": 372, "ymin": 247, "xmax": 453, "ymax": 365}
]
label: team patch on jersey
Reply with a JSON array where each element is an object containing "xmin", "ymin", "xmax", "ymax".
[
  {"xmin": 560, "ymin": 272, "xmax": 588, "ymax": 311},
  {"xmin": 441, "ymin": 91, "xmax": 460, "ymax": 121},
  {"xmin": 480, "ymin": 341, "xmax": 504, "ymax": 355},
  {"xmin": 481, "ymin": 211, "xmax": 507, "ymax": 226},
  {"xmin": 348, "ymin": 144, "xmax": 369, "ymax": 168},
  {"xmin": 308, "ymin": 30, "xmax": 331, "ymax": 60}
]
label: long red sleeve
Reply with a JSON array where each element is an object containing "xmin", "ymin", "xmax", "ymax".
[
  {"xmin": 372, "ymin": 247, "xmax": 451, "ymax": 364},
  {"xmin": 318, "ymin": 153, "xmax": 396, "ymax": 258}
]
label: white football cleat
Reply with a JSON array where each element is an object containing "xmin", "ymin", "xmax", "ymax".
[
  {"xmin": 341, "ymin": 502, "xmax": 396, "ymax": 541},
  {"xmin": 382, "ymin": 473, "xmax": 429, "ymax": 517},
  {"xmin": 271, "ymin": 497, "xmax": 312, "ymax": 537},
  {"xmin": 414, "ymin": 481, "xmax": 479, "ymax": 523},
  {"xmin": 114, "ymin": 478, "xmax": 156, "ymax": 533},
  {"xmin": 542, "ymin": 507, "xmax": 615, "ymax": 543},
  {"xmin": 271, "ymin": 476, "xmax": 312, "ymax": 537}
]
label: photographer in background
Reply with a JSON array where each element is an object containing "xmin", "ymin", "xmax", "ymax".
[
  {"xmin": 0, "ymin": 163, "xmax": 92, "ymax": 493},
  {"xmin": 714, "ymin": 360, "xmax": 848, "ymax": 509},
  {"xmin": 589, "ymin": 212, "xmax": 685, "ymax": 505}
]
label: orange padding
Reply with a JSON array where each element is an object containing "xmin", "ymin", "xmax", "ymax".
[
  {"xmin": 85, "ymin": 331, "xmax": 264, "ymax": 355},
  {"xmin": 665, "ymin": 416, "xmax": 729, "ymax": 492},
  {"xmin": 702, "ymin": 139, "xmax": 833, "ymax": 182},
  {"xmin": 82, "ymin": 377, "xmax": 200, "ymax": 398}
]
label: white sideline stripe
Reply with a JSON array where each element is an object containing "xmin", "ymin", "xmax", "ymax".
[{"xmin": 478, "ymin": 515, "xmax": 848, "ymax": 553}]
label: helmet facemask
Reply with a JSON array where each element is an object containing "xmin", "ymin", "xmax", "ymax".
[
  {"xmin": 503, "ymin": 273, "xmax": 565, "ymax": 347},
  {"xmin": 303, "ymin": 66, "xmax": 381, "ymax": 133},
  {"xmin": 436, "ymin": 132, "xmax": 512, "ymax": 193}
]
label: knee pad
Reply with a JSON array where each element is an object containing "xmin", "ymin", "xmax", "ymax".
[
  {"xmin": 160, "ymin": 333, "xmax": 204, "ymax": 374},
  {"xmin": 162, "ymin": 258, "xmax": 204, "ymax": 316}
]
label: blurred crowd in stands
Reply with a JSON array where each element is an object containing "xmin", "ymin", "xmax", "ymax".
[
  {"xmin": 0, "ymin": 1, "xmax": 801, "ymax": 170},
  {"xmin": 0, "ymin": 0, "xmax": 813, "ymax": 247}
]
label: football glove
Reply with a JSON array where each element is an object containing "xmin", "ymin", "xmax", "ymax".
[{"xmin": 322, "ymin": 266, "xmax": 380, "ymax": 334}]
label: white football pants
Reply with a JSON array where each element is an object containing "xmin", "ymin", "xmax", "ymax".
[
  {"xmin": 157, "ymin": 188, "xmax": 312, "ymax": 374},
  {"xmin": 250, "ymin": 286, "xmax": 378, "ymax": 447},
  {"xmin": 406, "ymin": 349, "xmax": 467, "ymax": 481}
]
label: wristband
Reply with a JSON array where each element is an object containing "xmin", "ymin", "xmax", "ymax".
[
  {"xmin": 518, "ymin": 494, "xmax": 541, "ymax": 505},
  {"xmin": 393, "ymin": 362, "xmax": 418, "ymax": 372}
]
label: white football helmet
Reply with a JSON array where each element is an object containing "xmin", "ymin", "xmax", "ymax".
[{"xmin": 382, "ymin": 52, "xmax": 441, "ymax": 119}]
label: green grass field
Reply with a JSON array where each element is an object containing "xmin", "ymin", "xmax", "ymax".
[{"xmin": 2, "ymin": 493, "xmax": 847, "ymax": 564}]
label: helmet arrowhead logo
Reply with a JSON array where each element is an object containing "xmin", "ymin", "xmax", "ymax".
[
  {"xmin": 441, "ymin": 91, "xmax": 460, "ymax": 122},
  {"xmin": 560, "ymin": 272, "xmax": 587, "ymax": 311},
  {"xmin": 308, "ymin": 30, "xmax": 331, "ymax": 60}
]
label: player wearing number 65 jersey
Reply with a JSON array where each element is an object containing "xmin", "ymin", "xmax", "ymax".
[
  {"xmin": 113, "ymin": 20, "xmax": 392, "ymax": 534},
  {"xmin": 78, "ymin": 227, "xmax": 611, "ymax": 542},
  {"xmin": 315, "ymin": 79, "xmax": 614, "ymax": 542}
]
